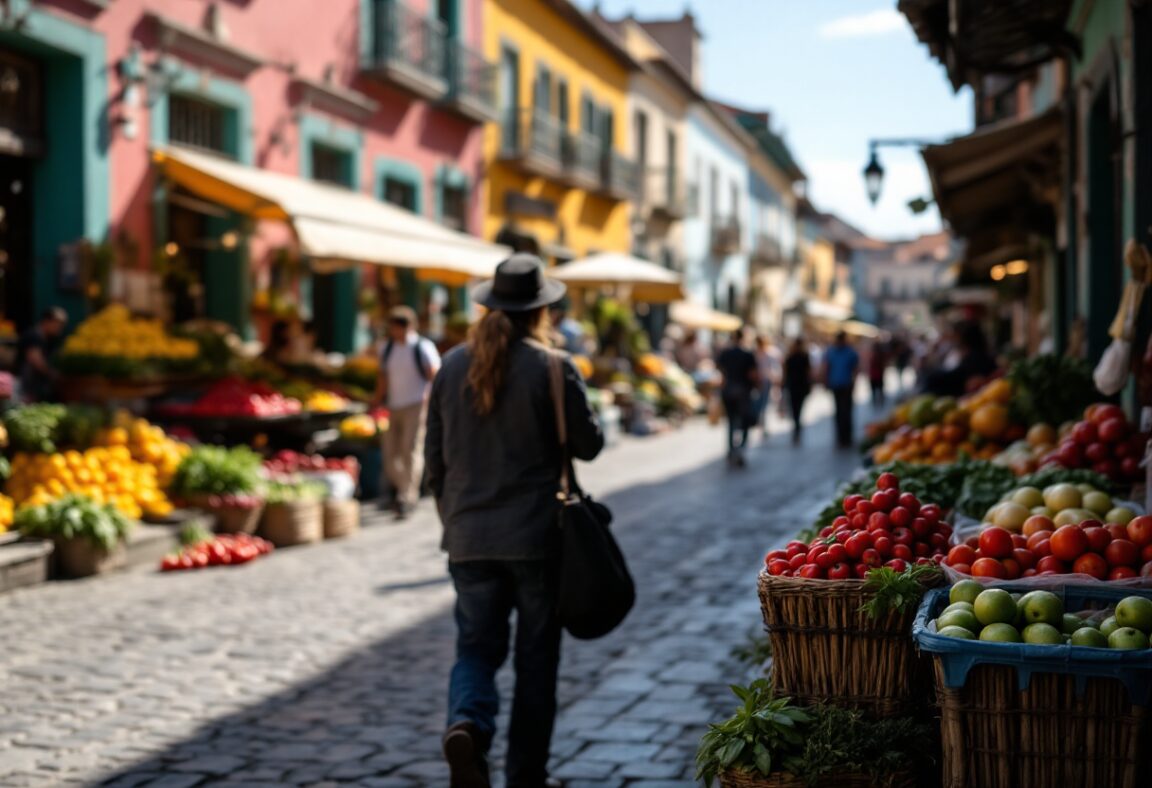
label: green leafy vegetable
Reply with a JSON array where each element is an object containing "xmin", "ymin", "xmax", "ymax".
[
  {"xmin": 265, "ymin": 479, "xmax": 327, "ymax": 504},
  {"xmin": 171, "ymin": 445, "xmax": 263, "ymax": 497},
  {"xmin": 15, "ymin": 493, "xmax": 134, "ymax": 550},
  {"xmin": 1008, "ymin": 354, "xmax": 1099, "ymax": 427},
  {"xmin": 860, "ymin": 564, "xmax": 943, "ymax": 619},
  {"xmin": 790, "ymin": 705, "xmax": 932, "ymax": 785}
]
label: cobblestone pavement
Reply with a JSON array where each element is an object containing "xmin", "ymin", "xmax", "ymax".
[{"xmin": 0, "ymin": 393, "xmax": 863, "ymax": 788}]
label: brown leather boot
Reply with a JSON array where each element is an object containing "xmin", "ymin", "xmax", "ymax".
[{"xmin": 442, "ymin": 721, "xmax": 491, "ymax": 788}]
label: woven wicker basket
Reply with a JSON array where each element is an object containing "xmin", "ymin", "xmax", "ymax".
[
  {"xmin": 757, "ymin": 571, "xmax": 935, "ymax": 717},
  {"xmin": 260, "ymin": 499, "xmax": 323, "ymax": 547},
  {"xmin": 185, "ymin": 495, "xmax": 265, "ymax": 535},
  {"xmin": 720, "ymin": 768, "xmax": 914, "ymax": 787},
  {"xmin": 323, "ymin": 499, "xmax": 360, "ymax": 539},
  {"xmin": 934, "ymin": 661, "xmax": 1150, "ymax": 788},
  {"xmin": 53, "ymin": 537, "xmax": 126, "ymax": 579}
]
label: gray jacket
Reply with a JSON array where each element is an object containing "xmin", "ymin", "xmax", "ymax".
[{"xmin": 425, "ymin": 339, "xmax": 604, "ymax": 562}]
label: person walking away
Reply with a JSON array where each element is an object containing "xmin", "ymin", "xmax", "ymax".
[
  {"xmin": 16, "ymin": 306, "xmax": 67, "ymax": 403},
  {"xmin": 783, "ymin": 338, "xmax": 812, "ymax": 445},
  {"xmin": 716, "ymin": 328, "xmax": 759, "ymax": 467},
  {"xmin": 823, "ymin": 331, "xmax": 860, "ymax": 449},
  {"xmin": 867, "ymin": 340, "xmax": 888, "ymax": 408},
  {"xmin": 753, "ymin": 334, "xmax": 782, "ymax": 440},
  {"xmin": 426, "ymin": 254, "xmax": 603, "ymax": 788},
  {"xmin": 372, "ymin": 306, "xmax": 441, "ymax": 519}
]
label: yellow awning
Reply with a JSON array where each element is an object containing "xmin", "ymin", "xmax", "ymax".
[
  {"xmin": 669, "ymin": 301, "xmax": 742, "ymax": 332},
  {"xmin": 550, "ymin": 253, "xmax": 685, "ymax": 303},
  {"xmin": 152, "ymin": 146, "xmax": 510, "ymax": 275}
]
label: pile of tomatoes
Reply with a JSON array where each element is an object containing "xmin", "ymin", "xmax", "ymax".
[
  {"xmin": 160, "ymin": 533, "xmax": 274, "ymax": 571},
  {"xmin": 764, "ymin": 472, "xmax": 951, "ymax": 579},
  {"xmin": 944, "ymin": 515, "xmax": 1152, "ymax": 580},
  {"xmin": 1038, "ymin": 404, "xmax": 1147, "ymax": 483}
]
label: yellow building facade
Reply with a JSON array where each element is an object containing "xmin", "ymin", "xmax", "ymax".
[{"xmin": 482, "ymin": 0, "xmax": 638, "ymax": 261}]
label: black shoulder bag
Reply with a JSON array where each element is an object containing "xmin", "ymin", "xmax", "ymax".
[{"xmin": 548, "ymin": 353, "xmax": 635, "ymax": 640}]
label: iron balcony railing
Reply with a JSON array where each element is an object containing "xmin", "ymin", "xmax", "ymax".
[
  {"xmin": 563, "ymin": 130, "xmax": 603, "ymax": 185},
  {"xmin": 601, "ymin": 151, "xmax": 641, "ymax": 199},
  {"xmin": 369, "ymin": 0, "xmax": 447, "ymax": 88},
  {"xmin": 711, "ymin": 216, "xmax": 743, "ymax": 254},
  {"xmin": 444, "ymin": 39, "xmax": 498, "ymax": 119},
  {"xmin": 750, "ymin": 233, "xmax": 785, "ymax": 266},
  {"xmin": 500, "ymin": 107, "xmax": 564, "ymax": 168}
]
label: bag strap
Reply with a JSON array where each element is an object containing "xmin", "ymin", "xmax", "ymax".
[{"xmin": 547, "ymin": 352, "xmax": 571, "ymax": 499}]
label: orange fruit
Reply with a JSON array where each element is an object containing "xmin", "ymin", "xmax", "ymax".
[{"xmin": 970, "ymin": 403, "xmax": 1010, "ymax": 439}]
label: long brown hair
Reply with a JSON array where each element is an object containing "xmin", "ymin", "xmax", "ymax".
[{"xmin": 467, "ymin": 307, "xmax": 549, "ymax": 415}]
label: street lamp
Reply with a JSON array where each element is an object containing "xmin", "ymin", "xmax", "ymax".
[{"xmin": 863, "ymin": 150, "xmax": 884, "ymax": 206}]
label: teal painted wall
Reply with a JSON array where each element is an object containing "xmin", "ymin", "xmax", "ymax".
[
  {"xmin": 299, "ymin": 114, "xmax": 364, "ymax": 354},
  {"xmin": 1, "ymin": 4, "xmax": 109, "ymax": 326}
]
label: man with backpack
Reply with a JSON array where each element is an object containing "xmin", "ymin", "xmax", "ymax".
[{"xmin": 373, "ymin": 306, "xmax": 441, "ymax": 519}]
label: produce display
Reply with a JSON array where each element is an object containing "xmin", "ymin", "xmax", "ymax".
[
  {"xmin": 944, "ymin": 509, "xmax": 1152, "ymax": 580},
  {"xmin": 982, "ymin": 481, "xmax": 1136, "ymax": 531},
  {"xmin": 2, "ymin": 404, "xmax": 104, "ymax": 454},
  {"xmin": 1007, "ymin": 354, "xmax": 1099, "ymax": 427},
  {"xmin": 869, "ymin": 378, "xmax": 1020, "ymax": 465},
  {"xmin": 766, "ymin": 472, "xmax": 951, "ymax": 579},
  {"xmin": 302, "ymin": 390, "xmax": 349, "ymax": 413},
  {"xmin": 161, "ymin": 378, "xmax": 303, "ymax": 419},
  {"xmin": 57, "ymin": 305, "xmax": 199, "ymax": 377},
  {"xmin": 160, "ymin": 532, "xmax": 273, "ymax": 571},
  {"xmin": 93, "ymin": 416, "xmax": 190, "ymax": 489},
  {"xmin": 263, "ymin": 450, "xmax": 359, "ymax": 483},
  {"xmin": 1034, "ymin": 404, "xmax": 1146, "ymax": 484},
  {"xmin": 0, "ymin": 493, "xmax": 12, "ymax": 533},
  {"xmin": 15, "ymin": 493, "xmax": 134, "ymax": 550},
  {"xmin": 338, "ymin": 410, "xmax": 389, "ymax": 440},
  {"xmin": 170, "ymin": 445, "xmax": 263, "ymax": 499},
  {"xmin": 934, "ymin": 582, "xmax": 1152, "ymax": 650}
]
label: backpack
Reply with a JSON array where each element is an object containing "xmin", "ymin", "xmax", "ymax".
[{"xmin": 382, "ymin": 338, "xmax": 431, "ymax": 381}]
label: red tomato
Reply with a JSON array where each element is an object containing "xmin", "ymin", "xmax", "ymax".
[
  {"xmin": 789, "ymin": 553, "xmax": 807, "ymax": 570},
  {"xmin": 873, "ymin": 536, "xmax": 893, "ymax": 557},
  {"xmin": 947, "ymin": 545, "xmax": 977, "ymax": 566},
  {"xmin": 898, "ymin": 493, "xmax": 921, "ymax": 514},
  {"xmin": 785, "ymin": 541, "xmax": 808, "ymax": 558},
  {"xmin": 1010, "ymin": 534, "xmax": 1029, "ymax": 549},
  {"xmin": 1098, "ymin": 417, "xmax": 1129, "ymax": 444},
  {"xmin": 767, "ymin": 559, "xmax": 791, "ymax": 576},
  {"xmin": 1050, "ymin": 525, "xmax": 1089, "ymax": 561},
  {"xmin": 815, "ymin": 551, "xmax": 836, "ymax": 570},
  {"xmin": 799, "ymin": 564, "xmax": 824, "ymax": 579},
  {"xmin": 920, "ymin": 504, "xmax": 942, "ymax": 524},
  {"xmin": 1089, "ymin": 404, "xmax": 1125, "ymax": 425},
  {"xmin": 884, "ymin": 558, "xmax": 908, "ymax": 572},
  {"xmin": 843, "ymin": 494, "xmax": 864, "ymax": 513},
  {"xmin": 1084, "ymin": 443, "xmax": 1109, "ymax": 463},
  {"xmin": 1072, "ymin": 553, "xmax": 1109, "ymax": 580},
  {"xmin": 834, "ymin": 529, "xmax": 852, "ymax": 544},
  {"xmin": 890, "ymin": 506, "xmax": 912, "ymax": 528},
  {"xmin": 827, "ymin": 562, "xmax": 852, "ymax": 580},
  {"xmin": 861, "ymin": 548, "xmax": 882, "ymax": 567},
  {"xmin": 851, "ymin": 513, "xmax": 869, "ymax": 530},
  {"xmin": 1026, "ymin": 530, "xmax": 1054, "ymax": 550},
  {"xmin": 937, "ymin": 523, "xmax": 954, "ymax": 539},
  {"xmin": 1072, "ymin": 421, "xmax": 1099, "ymax": 445},
  {"xmin": 1080, "ymin": 519, "xmax": 1104, "ymax": 531},
  {"xmin": 826, "ymin": 543, "xmax": 849, "ymax": 564},
  {"xmin": 1104, "ymin": 539, "xmax": 1139, "ymax": 568},
  {"xmin": 951, "ymin": 563, "xmax": 972, "ymax": 575},
  {"xmin": 765, "ymin": 549, "xmax": 788, "ymax": 564},
  {"xmin": 930, "ymin": 532, "xmax": 949, "ymax": 548},
  {"xmin": 1105, "ymin": 523, "xmax": 1129, "ymax": 542},
  {"xmin": 1109, "ymin": 566, "xmax": 1138, "ymax": 580},
  {"xmin": 892, "ymin": 527, "xmax": 914, "ymax": 546},
  {"xmin": 978, "ymin": 527, "xmax": 1015, "ymax": 559},
  {"xmin": 844, "ymin": 533, "xmax": 870, "ymax": 560},
  {"xmin": 1083, "ymin": 527, "xmax": 1112, "ymax": 553},
  {"xmin": 1033, "ymin": 538, "xmax": 1053, "ymax": 558},
  {"xmin": 832, "ymin": 515, "xmax": 851, "ymax": 529},
  {"xmin": 965, "ymin": 535, "xmax": 980, "ymax": 549},
  {"xmin": 914, "ymin": 542, "xmax": 932, "ymax": 557},
  {"xmin": 1121, "ymin": 457, "xmax": 1141, "ymax": 480},
  {"xmin": 1022, "ymin": 568, "xmax": 1038, "ymax": 578},
  {"xmin": 876, "ymin": 472, "xmax": 899, "ymax": 490},
  {"xmin": 1001, "ymin": 559, "xmax": 1021, "ymax": 580},
  {"xmin": 1127, "ymin": 516, "xmax": 1152, "ymax": 547},
  {"xmin": 1143, "ymin": 544, "xmax": 1152, "ymax": 562},
  {"xmin": 892, "ymin": 544, "xmax": 913, "ymax": 561},
  {"xmin": 854, "ymin": 498, "xmax": 874, "ymax": 516},
  {"xmin": 1012, "ymin": 548, "xmax": 1036, "ymax": 570},
  {"xmin": 1036, "ymin": 555, "xmax": 1066, "ymax": 574},
  {"xmin": 869, "ymin": 512, "xmax": 891, "ymax": 531},
  {"xmin": 854, "ymin": 563, "xmax": 871, "ymax": 579},
  {"xmin": 911, "ymin": 517, "xmax": 932, "ymax": 538},
  {"xmin": 971, "ymin": 557, "xmax": 1007, "ymax": 578},
  {"xmin": 160, "ymin": 555, "xmax": 181, "ymax": 572}
]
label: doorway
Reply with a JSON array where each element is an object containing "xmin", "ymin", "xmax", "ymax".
[{"xmin": 0, "ymin": 155, "xmax": 35, "ymax": 334}]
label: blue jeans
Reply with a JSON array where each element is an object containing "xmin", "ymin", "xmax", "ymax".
[{"xmin": 448, "ymin": 559, "xmax": 562, "ymax": 787}]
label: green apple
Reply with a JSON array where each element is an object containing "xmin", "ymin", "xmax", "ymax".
[
  {"xmin": 1010, "ymin": 486, "xmax": 1045, "ymax": 509},
  {"xmin": 1062, "ymin": 613, "xmax": 1091, "ymax": 635},
  {"xmin": 1106, "ymin": 507, "xmax": 1137, "ymax": 525},
  {"xmin": 938, "ymin": 625, "xmax": 976, "ymax": 640},
  {"xmin": 979, "ymin": 623, "xmax": 1022, "ymax": 643},
  {"xmin": 1076, "ymin": 483, "xmax": 1097, "ymax": 495},
  {"xmin": 1071, "ymin": 627, "xmax": 1109, "ymax": 648},
  {"xmin": 1082, "ymin": 491, "xmax": 1113, "ymax": 516},
  {"xmin": 974, "ymin": 589, "xmax": 1017, "ymax": 626},
  {"xmin": 1054, "ymin": 509, "xmax": 1086, "ymax": 527},
  {"xmin": 1022, "ymin": 623, "xmax": 1064, "ymax": 645},
  {"xmin": 1115, "ymin": 597, "xmax": 1152, "ymax": 634},
  {"xmin": 1044, "ymin": 483, "xmax": 1082, "ymax": 512},
  {"xmin": 1020, "ymin": 591, "xmax": 1063, "ymax": 626},
  {"xmin": 1108, "ymin": 627, "xmax": 1150, "ymax": 650},
  {"xmin": 950, "ymin": 580, "xmax": 983, "ymax": 606},
  {"xmin": 1031, "ymin": 506, "xmax": 1055, "ymax": 518},
  {"xmin": 942, "ymin": 601, "xmax": 975, "ymax": 616},
  {"xmin": 993, "ymin": 502, "xmax": 1031, "ymax": 532},
  {"xmin": 937, "ymin": 609, "xmax": 982, "ymax": 634},
  {"xmin": 1100, "ymin": 616, "xmax": 1121, "ymax": 637}
]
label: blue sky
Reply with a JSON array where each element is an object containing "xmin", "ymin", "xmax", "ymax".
[{"xmin": 574, "ymin": 0, "xmax": 973, "ymax": 240}]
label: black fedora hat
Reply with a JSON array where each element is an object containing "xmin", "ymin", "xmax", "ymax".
[{"xmin": 472, "ymin": 253, "xmax": 566, "ymax": 312}]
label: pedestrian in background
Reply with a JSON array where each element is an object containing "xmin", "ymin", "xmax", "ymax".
[
  {"xmin": 15, "ymin": 306, "xmax": 67, "ymax": 403},
  {"xmin": 716, "ymin": 328, "xmax": 759, "ymax": 467},
  {"xmin": 372, "ymin": 306, "xmax": 441, "ymax": 520},
  {"xmin": 753, "ymin": 334, "xmax": 782, "ymax": 440},
  {"xmin": 822, "ymin": 331, "xmax": 860, "ymax": 449},
  {"xmin": 867, "ymin": 339, "xmax": 888, "ymax": 408},
  {"xmin": 426, "ymin": 254, "xmax": 603, "ymax": 788},
  {"xmin": 783, "ymin": 337, "xmax": 812, "ymax": 445}
]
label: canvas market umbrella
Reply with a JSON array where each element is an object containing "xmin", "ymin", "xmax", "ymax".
[
  {"xmin": 550, "ymin": 253, "xmax": 685, "ymax": 303},
  {"xmin": 669, "ymin": 301, "xmax": 743, "ymax": 332}
]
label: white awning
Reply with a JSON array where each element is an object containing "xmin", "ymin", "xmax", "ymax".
[
  {"xmin": 550, "ymin": 253, "xmax": 685, "ymax": 303},
  {"xmin": 669, "ymin": 301, "xmax": 742, "ymax": 332},
  {"xmin": 152, "ymin": 145, "xmax": 509, "ymax": 275}
]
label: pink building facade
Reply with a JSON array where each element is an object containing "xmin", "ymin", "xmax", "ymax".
[{"xmin": 0, "ymin": 0, "xmax": 493, "ymax": 350}]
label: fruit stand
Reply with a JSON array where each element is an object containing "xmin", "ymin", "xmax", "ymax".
[{"xmin": 702, "ymin": 351, "xmax": 1152, "ymax": 787}]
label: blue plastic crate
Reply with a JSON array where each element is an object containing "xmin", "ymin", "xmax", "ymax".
[{"xmin": 913, "ymin": 584, "xmax": 1152, "ymax": 705}]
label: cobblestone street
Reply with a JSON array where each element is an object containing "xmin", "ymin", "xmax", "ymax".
[{"xmin": 0, "ymin": 397, "xmax": 862, "ymax": 788}]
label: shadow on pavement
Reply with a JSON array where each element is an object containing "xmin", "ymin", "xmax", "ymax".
[{"xmin": 97, "ymin": 416, "xmax": 860, "ymax": 788}]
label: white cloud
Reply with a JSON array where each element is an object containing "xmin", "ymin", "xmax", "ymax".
[{"xmin": 818, "ymin": 9, "xmax": 906, "ymax": 39}]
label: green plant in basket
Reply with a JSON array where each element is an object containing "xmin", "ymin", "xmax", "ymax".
[
  {"xmin": 16, "ymin": 493, "xmax": 134, "ymax": 550},
  {"xmin": 860, "ymin": 564, "xmax": 943, "ymax": 619},
  {"xmin": 171, "ymin": 445, "xmax": 263, "ymax": 498},
  {"xmin": 791, "ymin": 705, "xmax": 931, "ymax": 785},
  {"xmin": 265, "ymin": 479, "xmax": 327, "ymax": 505},
  {"xmin": 696, "ymin": 679, "xmax": 810, "ymax": 786}
]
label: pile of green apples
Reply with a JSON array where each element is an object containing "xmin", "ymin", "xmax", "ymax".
[
  {"xmin": 984, "ymin": 483, "xmax": 1138, "ymax": 532},
  {"xmin": 935, "ymin": 579, "xmax": 1152, "ymax": 650}
]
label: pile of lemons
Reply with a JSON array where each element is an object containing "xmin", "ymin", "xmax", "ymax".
[
  {"xmin": 61, "ymin": 304, "xmax": 199, "ymax": 362},
  {"xmin": 94, "ymin": 415, "xmax": 190, "ymax": 489},
  {"xmin": 0, "ymin": 494, "xmax": 13, "ymax": 533}
]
